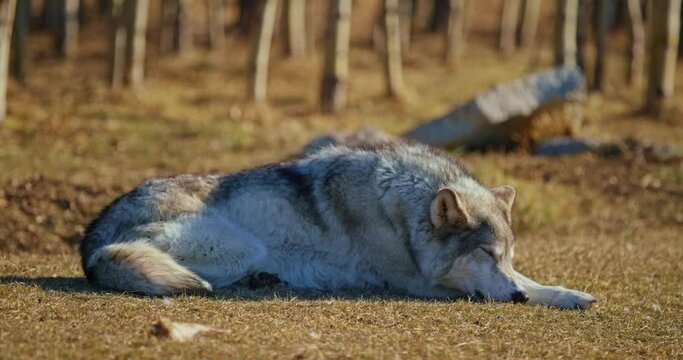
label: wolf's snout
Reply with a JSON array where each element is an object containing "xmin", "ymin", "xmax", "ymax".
[{"xmin": 511, "ymin": 290, "xmax": 529, "ymax": 304}]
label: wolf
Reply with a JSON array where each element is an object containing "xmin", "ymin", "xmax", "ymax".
[{"xmin": 80, "ymin": 142, "xmax": 596, "ymax": 309}]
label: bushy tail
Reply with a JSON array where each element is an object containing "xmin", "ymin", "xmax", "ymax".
[{"xmin": 83, "ymin": 242, "xmax": 212, "ymax": 296}]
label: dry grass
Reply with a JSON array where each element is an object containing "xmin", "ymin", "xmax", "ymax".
[{"xmin": 1, "ymin": 12, "xmax": 682, "ymax": 359}]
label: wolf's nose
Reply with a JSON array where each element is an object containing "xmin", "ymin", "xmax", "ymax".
[{"xmin": 511, "ymin": 291, "xmax": 529, "ymax": 304}]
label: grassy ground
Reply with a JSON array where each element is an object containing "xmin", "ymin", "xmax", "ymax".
[{"xmin": 1, "ymin": 12, "xmax": 682, "ymax": 359}]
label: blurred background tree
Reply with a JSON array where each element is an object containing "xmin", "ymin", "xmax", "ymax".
[{"xmin": 0, "ymin": 0, "xmax": 681, "ymax": 122}]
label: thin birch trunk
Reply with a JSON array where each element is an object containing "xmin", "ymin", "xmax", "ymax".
[
  {"xmin": 373, "ymin": 4, "xmax": 386, "ymax": 54},
  {"xmin": 519, "ymin": 0, "xmax": 540, "ymax": 49},
  {"xmin": 592, "ymin": 0, "xmax": 607, "ymax": 91},
  {"xmin": 626, "ymin": 0, "xmax": 644, "ymax": 87},
  {"xmin": 399, "ymin": 0, "xmax": 412, "ymax": 51},
  {"xmin": 110, "ymin": 0, "xmax": 127, "ymax": 88},
  {"xmin": 249, "ymin": 0, "xmax": 278, "ymax": 104},
  {"xmin": 159, "ymin": 0, "xmax": 176, "ymax": 53},
  {"xmin": 42, "ymin": 0, "xmax": 59, "ymax": 30},
  {"xmin": 207, "ymin": 0, "xmax": 225, "ymax": 50},
  {"xmin": 305, "ymin": 0, "xmax": 321, "ymax": 52},
  {"xmin": 57, "ymin": 0, "xmax": 79, "ymax": 58},
  {"xmin": 238, "ymin": 0, "xmax": 259, "ymax": 35},
  {"xmin": 160, "ymin": 0, "xmax": 192, "ymax": 54},
  {"xmin": 99, "ymin": 0, "xmax": 111, "ymax": 14},
  {"xmin": 0, "ymin": 0, "xmax": 16, "ymax": 122},
  {"xmin": 444, "ymin": 0, "xmax": 465, "ymax": 66},
  {"xmin": 286, "ymin": 0, "xmax": 306, "ymax": 57},
  {"xmin": 499, "ymin": 0, "xmax": 521, "ymax": 55},
  {"xmin": 126, "ymin": 0, "xmax": 149, "ymax": 90},
  {"xmin": 646, "ymin": 0, "xmax": 681, "ymax": 113},
  {"xmin": 554, "ymin": 0, "xmax": 578, "ymax": 67},
  {"xmin": 176, "ymin": 0, "xmax": 192, "ymax": 53},
  {"xmin": 413, "ymin": 0, "xmax": 433, "ymax": 31},
  {"xmin": 383, "ymin": 0, "xmax": 404, "ymax": 97},
  {"xmin": 11, "ymin": 0, "xmax": 26, "ymax": 83},
  {"xmin": 576, "ymin": 0, "xmax": 589, "ymax": 70},
  {"xmin": 320, "ymin": 0, "xmax": 352, "ymax": 113},
  {"xmin": 430, "ymin": 0, "xmax": 449, "ymax": 32}
]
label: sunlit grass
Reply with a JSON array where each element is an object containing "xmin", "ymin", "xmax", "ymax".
[{"xmin": 1, "ymin": 14, "xmax": 682, "ymax": 359}]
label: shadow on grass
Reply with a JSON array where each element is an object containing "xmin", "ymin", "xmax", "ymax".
[
  {"xmin": 209, "ymin": 285, "xmax": 432, "ymax": 302},
  {"xmin": 0, "ymin": 275, "xmax": 469, "ymax": 303},
  {"xmin": 0, "ymin": 276, "xmax": 97, "ymax": 294}
]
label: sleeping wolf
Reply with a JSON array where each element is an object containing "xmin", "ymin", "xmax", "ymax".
[{"xmin": 80, "ymin": 142, "xmax": 596, "ymax": 309}]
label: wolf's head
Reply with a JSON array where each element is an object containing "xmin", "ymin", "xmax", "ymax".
[{"xmin": 417, "ymin": 184, "xmax": 528, "ymax": 303}]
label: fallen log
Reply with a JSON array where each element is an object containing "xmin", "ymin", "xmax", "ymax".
[{"xmin": 404, "ymin": 66, "xmax": 586, "ymax": 150}]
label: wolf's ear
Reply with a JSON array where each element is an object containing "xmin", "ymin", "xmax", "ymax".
[
  {"xmin": 491, "ymin": 185, "xmax": 516, "ymax": 221},
  {"xmin": 430, "ymin": 188, "xmax": 472, "ymax": 228}
]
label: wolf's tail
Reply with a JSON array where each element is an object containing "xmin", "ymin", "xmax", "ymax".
[{"xmin": 83, "ymin": 242, "xmax": 212, "ymax": 296}]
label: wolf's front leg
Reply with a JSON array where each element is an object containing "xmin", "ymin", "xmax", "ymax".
[{"xmin": 513, "ymin": 271, "xmax": 597, "ymax": 310}]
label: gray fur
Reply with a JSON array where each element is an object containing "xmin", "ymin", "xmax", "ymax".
[{"xmin": 80, "ymin": 142, "xmax": 596, "ymax": 309}]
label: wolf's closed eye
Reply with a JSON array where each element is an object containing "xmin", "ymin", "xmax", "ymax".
[{"xmin": 480, "ymin": 248, "xmax": 496, "ymax": 259}]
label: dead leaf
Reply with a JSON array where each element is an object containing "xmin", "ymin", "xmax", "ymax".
[{"xmin": 150, "ymin": 317, "xmax": 228, "ymax": 342}]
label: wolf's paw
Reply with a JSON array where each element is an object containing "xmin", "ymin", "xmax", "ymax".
[
  {"xmin": 247, "ymin": 272, "xmax": 281, "ymax": 289},
  {"xmin": 550, "ymin": 287, "xmax": 597, "ymax": 310}
]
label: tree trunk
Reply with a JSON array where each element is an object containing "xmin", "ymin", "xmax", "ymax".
[
  {"xmin": 680, "ymin": 3, "xmax": 683, "ymax": 57},
  {"xmin": 126, "ymin": 0, "xmax": 148, "ymax": 91},
  {"xmin": 373, "ymin": 3, "xmax": 386, "ymax": 54},
  {"xmin": 0, "ymin": 0, "xmax": 16, "ymax": 122},
  {"xmin": 159, "ymin": 0, "xmax": 176, "ymax": 53},
  {"xmin": 646, "ymin": 0, "xmax": 681, "ymax": 113},
  {"xmin": 78, "ymin": 0, "xmax": 88, "ymax": 26},
  {"xmin": 575, "ymin": 0, "xmax": 589, "ymax": 70},
  {"xmin": 237, "ymin": 0, "xmax": 259, "ymax": 35},
  {"xmin": 399, "ymin": 0, "xmax": 413, "ymax": 52},
  {"xmin": 11, "ymin": 0, "xmax": 26, "ymax": 83},
  {"xmin": 306, "ymin": 0, "xmax": 318, "ymax": 53},
  {"xmin": 305, "ymin": 0, "xmax": 321, "ymax": 52},
  {"xmin": 99, "ymin": 0, "xmax": 111, "ymax": 14},
  {"xmin": 110, "ymin": 0, "xmax": 127, "ymax": 89},
  {"xmin": 412, "ymin": 0, "xmax": 432, "ymax": 32},
  {"xmin": 519, "ymin": 0, "xmax": 540, "ymax": 49},
  {"xmin": 383, "ymin": 0, "xmax": 404, "ymax": 98},
  {"xmin": 207, "ymin": 0, "xmax": 225, "ymax": 50},
  {"xmin": 592, "ymin": 0, "xmax": 607, "ymax": 91},
  {"xmin": 429, "ymin": 0, "xmax": 449, "ymax": 32},
  {"xmin": 626, "ymin": 0, "xmax": 644, "ymax": 87},
  {"xmin": 249, "ymin": 0, "xmax": 278, "ymax": 105},
  {"xmin": 176, "ymin": 0, "xmax": 192, "ymax": 53},
  {"xmin": 42, "ymin": 0, "xmax": 60, "ymax": 31},
  {"xmin": 554, "ymin": 0, "xmax": 578, "ymax": 67},
  {"xmin": 499, "ymin": 0, "xmax": 521, "ymax": 55},
  {"xmin": 160, "ymin": 0, "xmax": 192, "ymax": 54},
  {"xmin": 320, "ymin": 0, "xmax": 352, "ymax": 113},
  {"xmin": 444, "ymin": 0, "xmax": 465, "ymax": 66},
  {"xmin": 285, "ymin": 0, "xmax": 306, "ymax": 57},
  {"xmin": 57, "ymin": 0, "xmax": 79, "ymax": 58}
]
